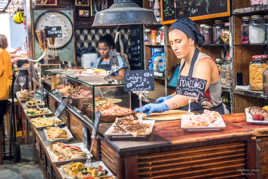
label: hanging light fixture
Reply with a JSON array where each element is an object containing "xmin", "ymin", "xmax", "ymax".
[{"xmin": 92, "ymin": 0, "xmax": 158, "ymax": 27}]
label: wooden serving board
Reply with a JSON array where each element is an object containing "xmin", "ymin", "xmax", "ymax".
[{"xmin": 136, "ymin": 110, "xmax": 190, "ymax": 121}]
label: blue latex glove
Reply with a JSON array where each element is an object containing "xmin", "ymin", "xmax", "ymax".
[
  {"xmin": 135, "ymin": 103, "xmax": 170, "ymax": 116},
  {"xmin": 155, "ymin": 95, "xmax": 173, "ymax": 103}
]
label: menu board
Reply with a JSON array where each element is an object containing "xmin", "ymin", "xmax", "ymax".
[
  {"xmin": 45, "ymin": 26, "xmax": 62, "ymax": 38},
  {"xmin": 176, "ymin": 76, "xmax": 207, "ymax": 98},
  {"xmin": 124, "ymin": 70, "xmax": 154, "ymax": 91},
  {"xmin": 128, "ymin": 25, "xmax": 144, "ymax": 70},
  {"xmin": 161, "ymin": 0, "xmax": 230, "ymax": 24}
]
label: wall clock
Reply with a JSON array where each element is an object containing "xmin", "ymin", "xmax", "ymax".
[{"xmin": 35, "ymin": 10, "xmax": 73, "ymax": 49}]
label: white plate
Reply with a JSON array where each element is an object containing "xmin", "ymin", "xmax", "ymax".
[
  {"xmin": 181, "ymin": 114, "xmax": 226, "ymax": 132},
  {"xmin": 47, "ymin": 143, "xmax": 92, "ymax": 164},
  {"xmin": 245, "ymin": 108, "xmax": 268, "ymax": 124},
  {"xmin": 44, "ymin": 126, "xmax": 73, "ymax": 143},
  {"xmin": 58, "ymin": 161, "xmax": 115, "ymax": 179},
  {"xmin": 105, "ymin": 120, "xmax": 155, "ymax": 137}
]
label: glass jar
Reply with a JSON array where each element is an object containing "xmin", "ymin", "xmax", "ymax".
[
  {"xmin": 249, "ymin": 55, "xmax": 268, "ymax": 90},
  {"xmin": 249, "ymin": 15, "xmax": 265, "ymax": 44},
  {"xmin": 241, "ymin": 16, "xmax": 250, "ymax": 44},
  {"xmin": 213, "ymin": 20, "xmax": 224, "ymax": 44},
  {"xmin": 200, "ymin": 24, "xmax": 212, "ymax": 45},
  {"xmin": 263, "ymin": 67, "xmax": 268, "ymax": 95}
]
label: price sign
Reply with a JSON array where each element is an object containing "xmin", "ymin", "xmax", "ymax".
[
  {"xmin": 45, "ymin": 26, "xmax": 62, "ymax": 38},
  {"xmin": 55, "ymin": 101, "xmax": 67, "ymax": 118},
  {"xmin": 176, "ymin": 76, "xmax": 207, "ymax": 98},
  {"xmin": 124, "ymin": 70, "xmax": 154, "ymax": 91}
]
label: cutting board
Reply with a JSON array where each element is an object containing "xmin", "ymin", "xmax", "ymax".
[{"xmin": 136, "ymin": 110, "xmax": 190, "ymax": 121}]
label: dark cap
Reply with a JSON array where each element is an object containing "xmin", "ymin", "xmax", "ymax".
[{"xmin": 169, "ymin": 17, "xmax": 204, "ymax": 46}]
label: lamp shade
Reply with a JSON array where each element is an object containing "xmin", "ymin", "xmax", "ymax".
[{"xmin": 92, "ymin": 0, "xmax": 158, "ymax": 27}]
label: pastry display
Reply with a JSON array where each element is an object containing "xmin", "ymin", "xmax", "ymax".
[
  {"xmin": 30, "ymin": 117, "xmax": 63, "ymax": 128},
  {"xmin": 18, "ymin": 90, "xmax": 34, "ymax": 101},
  {"xmin": 49, "ymin": 142, "xmax": 88, "ymax": 162},
  {"xmin": 25, "ymin": 108, "xmax": 52, "ymax": 117},
  {"xmin": 26, "ymin": 99, "xmax": 45, "ymax": 107},
  {"xmin": 44, "ymin": 127, "xmax": 72, "ymax": 142},
  {"xmin": 105, "ymin": 115, "xmax": 155, "ymax": 137},
  {"xmin": 248, "ymin": 106, "xmax": 268, "ymax": 121},
  {"xmin": 60, "ymin": 161, "xmax": 114, "ymax": 179},
  {"xmin": 181, "ymin": 110, "xmax": 226, "ymax": 131}
]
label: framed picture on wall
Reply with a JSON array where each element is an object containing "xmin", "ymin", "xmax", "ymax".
[
  {"xmin": 90, "ymin": 0, "xmax": 108, "ymax": 16},
  {"xmin": 75, "ymin": 0, "xmax": 90, "ymax": 7},
  {"xmin": 35, "ymin": 0, "xmax": 57, "ymax": 6},
  {"xmin": 78, "ymin": 9, "xmax": 90, "ymax": 17}
]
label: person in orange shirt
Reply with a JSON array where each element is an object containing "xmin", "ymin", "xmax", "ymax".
[{"xmin": 0, "ymin": 34, "xmax": 12, "ymax": 163}]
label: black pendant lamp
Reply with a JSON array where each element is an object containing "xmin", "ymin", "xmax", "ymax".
[{"xmin": 92, "ymin": 0, "xmax": 158, "ymax": 27}]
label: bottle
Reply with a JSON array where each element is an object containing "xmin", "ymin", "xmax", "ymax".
[
  {"xmin": 151, "ymin": 30, "xmax": 157, "ymax": 45},
  {"xmin": 264, "ymin": 15, "xmax": 268, "ymax": 43},
  {"xmin": 249, "ymin": 15, "xmax": 265, "ymax": 44},
  {"xmin": 153, "ymin": 0, "xmax": 161, "ymax": 23},
  {"xmin": 241, "ymin": 16, "xmax": 250, "ymax": 44},
  {"xmin": 200, "ymin": 24, "xmax": 212, "ymax": 45}
]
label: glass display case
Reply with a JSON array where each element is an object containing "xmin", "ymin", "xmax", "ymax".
[{"xmin": 44, "ymin": 68, "xmax": 133, "ymax": 123}]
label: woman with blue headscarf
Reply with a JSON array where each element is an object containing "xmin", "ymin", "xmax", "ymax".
[{"xmin": 136, "ymin": 17, "xmax": 226, "ymax": 115}]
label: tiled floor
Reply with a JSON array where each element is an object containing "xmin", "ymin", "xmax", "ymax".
[{"xmin": 0, "ymin": 144, "xmax": 44, "ymax": 179}]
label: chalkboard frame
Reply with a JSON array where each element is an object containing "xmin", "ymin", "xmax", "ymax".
[{"xmin": 160, "ymin": 0, "xmax": 231, "ymax": 24}]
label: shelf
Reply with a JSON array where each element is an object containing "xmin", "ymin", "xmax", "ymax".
[
  {"xmin": 201, "ymin": 44, "xmax": 228, "ymax": 48},
  {"xmin": 234, "ymin": 43, "xmax": 268, "ymax": 46},
  {"xmin": 233, "ymin": 86, "xmax": 268, "ymax": 99},
  {"xmin": 233, "ymin": 5, "xmax": 268, "ymax": 16},
  {"xmin": 144, "ymin": 44, "xmax": 164, "ymax": 48}
]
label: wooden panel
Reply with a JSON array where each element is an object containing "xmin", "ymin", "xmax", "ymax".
[
  {"xmin": 233, "ymin": 0, "xmax": 251, "ymax": 10},
  {"xmin": 101, "ymin": 140, "xmax": 123, "ymax": 179},
  {"xmin": 69, "ymin": 112, "xmax": 83, "ymax": 141},
  {"xmin": 257, "ymin": 137, "xmax": 268, "ymax": 179},
  {"xmin": 136, "ymin": 141, "xmax": 247, "ymax": 179},
  {"xmin": 234, "ymin": 94, "xmax": 264, "ymax": 113}
]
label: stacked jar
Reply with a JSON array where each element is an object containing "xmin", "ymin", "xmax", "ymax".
[
  {"xmin": 241, "ymin": 16, "xmax": 250, "ymax": 44},
  {"xmin": 249, "ymin": 15, "xmax": 265, "ymax": 44},
  {"xmin": 213, "ymin": 20, "xmax": 224, "ymax": 44},
  {"xmin": 249, "ymin": 55, "xmax": 268, "ymax": 90},
  {"xmin": 200, "ymin": 24, "xmax": 212, "ymax": 45}
]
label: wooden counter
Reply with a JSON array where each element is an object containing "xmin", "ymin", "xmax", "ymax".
[{"xmin": 98, "ymin": 120, "xmax": 256, "ymax": 179}]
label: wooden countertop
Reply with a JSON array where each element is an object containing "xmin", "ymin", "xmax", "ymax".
[{"xmin": 99, "ymin": 113, "xmax": 257, "ymax": 155}]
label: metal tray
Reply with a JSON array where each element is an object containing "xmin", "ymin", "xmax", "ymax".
[
  {"xmin": 30, "ymin": 116, "xmax": 64, "ymax": 129},
  {"xmin": 181, "ymin": 114, "xmax": 226, "ymax": 132},
  {"xmin": 44, "ymin": 126, "xmax": 73, "ymax": 143},
  {"xmin": 47, "ymin": 142, "xmax": 92, "ymax": 164},
  {"xmin": 245, "ymin": 108, "xmax": 268, "ymax": 124}
]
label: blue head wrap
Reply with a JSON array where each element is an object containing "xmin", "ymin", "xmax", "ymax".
[{"xmin": 169, "ymin": 17, "xmax": 204, "ymax": 46}]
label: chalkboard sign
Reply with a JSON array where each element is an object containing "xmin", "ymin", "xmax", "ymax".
[
  {"xmin": 129, "ymin": 25, "xmax": 144, "ymax": 70},
  {"xmin": 176, "ymin": 76, "xmax": 207, "ymax": 98},
  {"xmin": 161, "ymin": 0, "xmax": 230, "ymax": 24},
  {"xmin": 55, "ymin": 101, "xmax": 67, "ymax": 118},
  {"xmin": 124, "ymin": 70, "xmax": 154, "ymax": 91},
  {"xmin": 45, "ymin": 26, "xmax": 62, "ymax": 38}
]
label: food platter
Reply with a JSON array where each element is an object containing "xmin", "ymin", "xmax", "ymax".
[
  {"xmin": 181, "ymin": 110, "xmax": 226, "ymax": 132},
  {"xmin": 245, "ymin": 107, "xmax": 268, "ymax": 124},
  {"xmin": 105, "ymin": 116, "xmax": 155, "ymax": 140},
  {"xmin": 44, "ymin": 126, "xmax": 73, "ymax": 143},
  {"xmin": 30, "ymin": 116, "xmax": 64, "ymax": 129},
  {"xmin": 24, "ymin": 108, "xmax": 53, "ymax": 118},
  {"xmin": 58, "ymin": 161, "xmax": 115, "ymax": 179},
  {"xmin": 47, "ymin": 142, "xmax": 92, "ymax": 164}
]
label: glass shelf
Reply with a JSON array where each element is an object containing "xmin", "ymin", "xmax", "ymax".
[
  {"xmin": 233, "ymin": 5, "xmax": 268, "ymax": 16},
  {"xmin": 234, "ymin": 86, "xmax": 268, "ymax": 99}
]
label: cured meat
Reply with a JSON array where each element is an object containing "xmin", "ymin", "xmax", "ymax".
[{"xmin": 248, "ymin": 106, "xmax": 268, "ymax": 121}]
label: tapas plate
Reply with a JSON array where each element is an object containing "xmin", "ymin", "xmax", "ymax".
[
  {"xmin": 58, "ymin": 161, "xmax": 115, "ymax": 179},
  {"xmin": 44, "ymin": 126, "xmax": 73, "ymax": 143},
  {"xmin": 24, "ymin": 108, "xmax": 53, "ymax": 118},
  {"xmin": 47, "ymin": 142, "xmax": 92, "ymax": 164},
  {"xmin": 30, "ymin": 116, "xmax": 64, "ymax": 129},
  {"xmin": 245, "ymin": 107, "xmax": 268, "ymax": 124},
  {"xmin": 181, "ymin": 110, "xmax": 226, "ymax": 132}
]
